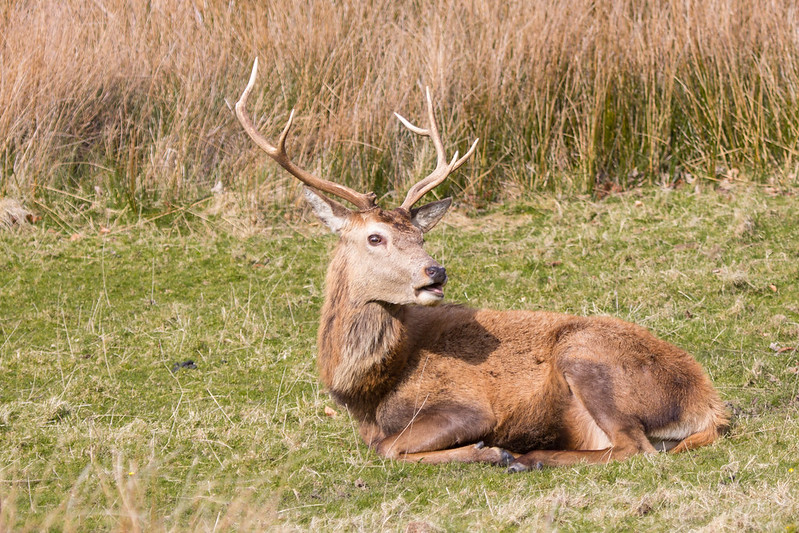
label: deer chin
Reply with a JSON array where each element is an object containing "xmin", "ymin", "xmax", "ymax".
[{"xmin": 414, "ymin": 283, "xmax": 445, "ymax": 306}]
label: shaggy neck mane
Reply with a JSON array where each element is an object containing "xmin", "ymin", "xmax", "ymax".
[{"xmin": 316, "ymin": 248, "xmax": 408, "ymax": 419}]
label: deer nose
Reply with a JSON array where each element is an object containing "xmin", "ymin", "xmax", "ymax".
[{"xmin": 425, "ymin": 265, "xmax": 447, "ymax": 284}]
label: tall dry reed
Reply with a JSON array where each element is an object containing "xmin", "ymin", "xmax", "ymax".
[{"xmin": 1, "ymin": 0, "xmax": 798, "ymax": 209}]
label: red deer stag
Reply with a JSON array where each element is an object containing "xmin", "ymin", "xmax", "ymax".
[{"xmin": 235, "ymin": 59, "xmax": 728, "ymax": 472}]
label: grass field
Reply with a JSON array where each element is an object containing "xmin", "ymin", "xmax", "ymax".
[
  {"xmin": 1, "ymin": 183, "xmax": 798, "ymax": 531},
  {"xmin": 2, "ymin": 3, "xmax": 799, "ymax": 528}
]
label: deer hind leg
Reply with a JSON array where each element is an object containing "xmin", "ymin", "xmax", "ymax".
[
  {"xmin": 508, "ymin": 361, "xmax": 656, "ymax": 472},
  {"xmin": 375, "ymin": 409, "xmax": 516, "ymax": 466},
  {"xmin": 507, "ymin": 432, "xmax": 653, "ymax": 472},
  {"xmin": 669, "ymin": 424, "xmax": 721, "ymax": 454}
]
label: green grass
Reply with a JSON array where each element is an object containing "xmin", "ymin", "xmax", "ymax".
[{"xmin": 1, "ymin": 184, "xmax": 798, "ymax": 531}]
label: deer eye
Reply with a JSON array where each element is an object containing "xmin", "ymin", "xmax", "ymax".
[{"xmin": 367, "ymin": 234, "xmax": 384, "ymax": 246}]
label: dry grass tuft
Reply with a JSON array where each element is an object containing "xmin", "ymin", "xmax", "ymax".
[
  {"xmin": 0, "ymin": 198, "xmax": 33, "ymax": 229},
  {"xmin": 0, "ymin": 453, "xmax": 282, "ymax": 532}
]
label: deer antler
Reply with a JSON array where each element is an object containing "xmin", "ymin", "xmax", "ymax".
[
  {"xmin": 235, "ymin": 58, "xmax": 377, "ymax": 210},
  {"xmin": 395, "ymin": 88, "xmax": 479, "ymax": 211}
]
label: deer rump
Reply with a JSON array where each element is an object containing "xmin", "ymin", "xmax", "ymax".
[{"xmin": 235, "ymin": 59, "xmax": 728, "ymax": 471}]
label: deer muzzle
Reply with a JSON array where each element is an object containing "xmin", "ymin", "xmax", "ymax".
[{"xmin": 415, "ymin": 264, "xmax": 447, "ymax": 305}]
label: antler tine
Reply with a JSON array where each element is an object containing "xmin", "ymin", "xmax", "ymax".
[
  {"xmin": 235, "ymin": 58, "xmax": 377, "ymax": 210},
  {"xmin": 397, "ymin": 87, "xmax": 479, "ymax": 211}
]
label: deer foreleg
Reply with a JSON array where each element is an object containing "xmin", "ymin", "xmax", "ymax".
[
  {"xmin": 374, "ymin": 411, "xmax": 514, "ymax": 466},
  {"xmin": 387, "ymin": 441, "xmax": 516, "ymax": 465}
]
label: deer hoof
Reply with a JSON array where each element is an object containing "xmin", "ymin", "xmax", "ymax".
[
  {"xmin": 507, "ymin": 460, "xmax": 543, "ymax": 474},
  {"xmin": 499, "ymin": 449, "xmax": 515, "ymax": 466},
  {"xmin": 507, "ymin": 461, "xmax": 528, "ymax": 473},
  {"xmin": 474, "ymin": 442, "xmax": 514, "ymax": 465}
]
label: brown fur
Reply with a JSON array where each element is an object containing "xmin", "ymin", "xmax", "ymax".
[{"xmin": 313, "ymin": 206, "xmax": 728, "ymax": 470}]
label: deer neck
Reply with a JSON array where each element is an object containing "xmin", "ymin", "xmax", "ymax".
[{"xmin": 316, "ymin": 251, "xmax": 408, "ymax": 415}]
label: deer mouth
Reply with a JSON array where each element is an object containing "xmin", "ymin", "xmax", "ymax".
[
  {"xmin": 415, "ymin": 282, "xmax": 445, "ymax": 299},
  {"xmin": 415, "ymin": 266, "xmax": 447, "ymax": 304}
]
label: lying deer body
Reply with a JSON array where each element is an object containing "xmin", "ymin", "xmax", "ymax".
[{"xmin": 236, "ymin": 59, "xmax": 728, "ymax": 471}]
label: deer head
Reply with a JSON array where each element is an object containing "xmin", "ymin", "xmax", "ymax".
[{"xmin": 235, "ymin": 59, "xmax": 478, "ymax": 306}]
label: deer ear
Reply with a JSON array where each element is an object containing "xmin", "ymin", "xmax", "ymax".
[
  {"xmin": 410, "ymin": 197, "xmax": 452, "ymax": 233},
  {"xmin": 303, "ymin": 187, "xmax": 351, "ymax": 233}
]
